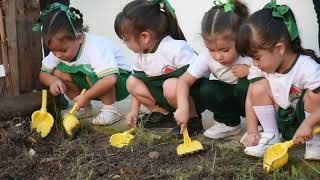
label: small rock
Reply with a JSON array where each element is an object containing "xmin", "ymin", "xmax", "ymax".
[
  {"xmin": 29, "ymin": 148, "xmax": 36, "ymax": 156},
  {"xmin": 148, "ymin": 151, "xmax": 160, "ymax": 160}
]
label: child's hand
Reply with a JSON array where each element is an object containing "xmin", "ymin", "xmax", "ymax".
[
  {"xmin": 125, "ymin": 111, "xmax": 139, "ymax": 127},
  {"xmin": 241, "ymin": 132, "xmax": 260, "ymax": 147},
  {"xmin": 293, "ymin": 121, "xmax": 313, "ymax": 144},
  {"xmin": 174, "ymin": 108, "xmax": 189, "ymax": 134},
  {"xmin": 73, "ymin": 93, "xmax": 90, "ymax": 111},
  {"xmin": 232, "ymin": 64, "xmax": 249, "ymax": 78},
  {"xmin": 49, "ymin": 79, "xmax": 66, "ymax": 96}
]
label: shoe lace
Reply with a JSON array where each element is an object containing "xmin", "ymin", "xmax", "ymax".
[{"xmin": 259, "ymin": 133, "xmax": 275, "ymax": 145}]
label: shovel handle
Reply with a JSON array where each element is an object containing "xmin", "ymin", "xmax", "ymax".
[
  {"xmin": 69, "ymin": 89, "xmax": 86, "ymax": 115},
  {"xmin": 313, "ymin": 127, "xmax": 320, "ymax": 135},
  {"xmin": 182, "ymin": 128, "xmax": 192, "ymax": 143},
  {"xmin": 125, "ymin": 128, "xmax": 135, "ymax": 134},
  {"xmin": 40, "ymin": 90, "xmax": 47, "ymax": 112}
]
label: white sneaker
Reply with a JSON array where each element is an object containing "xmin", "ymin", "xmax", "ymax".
[
  {"xmin": 240, "ymin": 126, "xmax": 263, "ymax": 144},
  {"xmin": 203, "ymin": 122, "xmax": 241, "ymax": 139},
  {"xmin": 305, "ymin": 133, "xmax": 320, "ymax": 160},
  {"xmin": 244, "ymin": 132, "xmax": 281, "ymax": 157},
  {"xmin": 92, "ymin": 105, "xmax": 121, "ymax": 125},
  {"xmin": 75, "ymin": 103, "xmax": 93, "ymax": 119}
]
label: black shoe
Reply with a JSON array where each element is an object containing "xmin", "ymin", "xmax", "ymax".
[
  {"xmin": 138, "ymin": 112, "xmax": 176, "ymax": 129},
  {"xmin": 59, "ymin": 95, "xmax": 69, "ymax": 110},
  {"xmin": 170, "ymin": 116, "xmax": 204, "ymax": 138}
]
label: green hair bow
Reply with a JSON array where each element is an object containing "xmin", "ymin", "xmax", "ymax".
[
  {"xmin": 264, "ymin": 0, "xmax": 299, "ymax": 41},
  {"xmin": 32, "ymin": 2, "xmax": 77, "ymax": 34},
  {"xmin": 151, "ymin": 0, "xmax": 176, "ymax": 18},
  {"xmin": 214, "ymin": 0, "xmax": 234, "ymax": 12}
]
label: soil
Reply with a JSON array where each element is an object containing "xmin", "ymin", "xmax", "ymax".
[{"xmin": 1, "ymin": 116, "xmax": 319, "ymax": 180}]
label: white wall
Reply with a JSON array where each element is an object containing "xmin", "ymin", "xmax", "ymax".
[{"xmin": 70, "ymin": 0, "xmax": 319, "ymax": 59}]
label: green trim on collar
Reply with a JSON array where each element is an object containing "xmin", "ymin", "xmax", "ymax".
[
  {"xmin": 282, "ymin": 55, "xmax": 299, "ymax": 74},
  {"xmin": 75, "ymin": 34, "xmax": 86, "ymax": 61}
]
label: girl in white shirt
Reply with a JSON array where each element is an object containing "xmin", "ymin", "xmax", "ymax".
[
  {"xmin": 39, "ymin": 3, "xmax": 131, "ymax": 125},
  {"xmin": 115, "ymin": 0, "xmax": 201, "ymax": 135},
  {"xmin": 237, "ymin": 1, "xmax": 320, "ymax": 160},
  {"xmin": 174, "ymin": 0, "xmax": 252, "ymax": 138}
]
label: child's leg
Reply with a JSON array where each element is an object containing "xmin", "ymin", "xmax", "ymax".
[
  {"xmin": 53, "ymin": 69, "xmax": 80, "ymax": 99},
  {"xmin": 126, "ymin": 75, "xmax": 168, "ymax": 114},
  {"xmin": 92, "ymin": 78, "xmax": 121, "ymax": 125},
  {"xmin": 163, "ymin": 78, "xmax": 197, "ymax": 118},
  {"xmin": 163, "ymin": 78, "xmax": 203, "ymax": 136},
  {"xmin": 244, "ymin": 79, "xmax": 281, "ymax": 157},
  {"xmin": 195, "ymin": 79, "xmax": 241, "ymax": 139},
  {"xmin": 126, "ymin": 75, "xmax": 176, "ymax": 128},
  {"xmin": 303, "ymin": 90, "xmax": 320, "ymax": 160}
]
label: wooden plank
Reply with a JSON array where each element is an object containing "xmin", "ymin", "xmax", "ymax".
[
  {"xmin": 0, "ymin": 6, "xmax": 12, "ymax": 95},
  {"xmin": 16, "ymin": 0, "xmax": 42, "ymax": 93},
  {"xmin": 5, "ymin": 0, "xmax": 19, "ymax": 95}
]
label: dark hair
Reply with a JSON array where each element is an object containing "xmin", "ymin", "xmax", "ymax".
[
  {"xmin": 114, "ymin": 0, "xmax": 185, "ymax": 41},
  {"xmin": 236, "ymin": 9, "xmax": 319, "ymax": 62},
  {"xmin": 42, "ymin": 7, "xmax": 87, "ymax": 45},
  {"xmin": 201, "ymin": 0, "xmax": 249, "ymax": 39}
]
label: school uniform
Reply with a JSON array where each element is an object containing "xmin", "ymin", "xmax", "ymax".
[
  {"xmin": 132, "ymin": 35, "xmax": 197, "ymax": 112},
  {"xmin": 248, "ymin": 55, "xmax": 320, "ymax": 139},
  {"xmin": 41, "ymin": 33, "xmax": 132, "ymax": 101},
  {"xmin": 187, "ymin": 50, "xmax": 251, "ymax": 126}
]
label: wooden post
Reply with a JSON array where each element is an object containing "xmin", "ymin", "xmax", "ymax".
[{"xmin": 6, "ymin": 0, "xmax": 19, "ymax": 95}]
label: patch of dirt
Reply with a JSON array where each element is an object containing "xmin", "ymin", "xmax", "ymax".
[{"xmin": 1, "ymin": 117, "xmax": 319, "ymax": 180}]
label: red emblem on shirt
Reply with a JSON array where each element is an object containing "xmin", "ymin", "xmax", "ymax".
[{"xmin": 161, "ymin": 65, "xmax": 176, "ymax": 74}]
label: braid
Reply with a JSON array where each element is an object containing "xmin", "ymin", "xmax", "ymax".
[{"xmin": 69, "ymin": 7, "xmax": 86, "ymax": 32}]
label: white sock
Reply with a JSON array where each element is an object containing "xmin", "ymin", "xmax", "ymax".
[
  {"xmin": 102, "ymin": 102, "xmax": 117, "ymax": 110},
  {"xmin": 304, "ymin": 111, "xmax": 320, "ymax": 141},
  {"xmin": 253, "ymin": 105, "xmax": 279, "ymax": 134},
  {"xmin": 305, "ymin": 111, "xmax": 311, "ymax": 118}
]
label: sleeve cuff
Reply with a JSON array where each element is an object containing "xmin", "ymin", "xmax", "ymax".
[
  {"xmin": 249, "ymin": 77, "xmax": 264, "ymax": 83},
  {"xmin": 312, "ymin": 87, "xmax": 320, "ymax": 93},
  {"xmin": 41, "ymin": 66, "xmax": 53, "ymax": 74},
  {"xmin": 96, "ymin": 68, "xmax": 119, "ymax": 78}
]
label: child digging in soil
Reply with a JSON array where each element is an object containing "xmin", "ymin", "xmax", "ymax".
[
  {"xmin": 114, "ymin": 0, "xmax": 201, "ymax": 134},
  {"xmin": 173, "ymin": 0, "xmax": 252, "ymax": 138},
  {"xmin": 38, "ymin": 3, "xmax": 132, "ymax": 125},
  {"xmin": 237, "ymin": 0, "xmax": 320, "ymax": 159}
]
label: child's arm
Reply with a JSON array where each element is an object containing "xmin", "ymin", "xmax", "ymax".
[
  {"xmin": 74, "ymin": 74, "xmax": 117, "ymax": 110},
  {"xmin": 293, "ymin": 91, "xmax": 320, "ymax": 144},
  {"xmin": 125, "ymin": 96, "xmax": 141, "ymax": 127},
  {"xmin": 39, "ymin": 71, "xmax": 66, "ymax": 96},
  {"xmin": 175, "ymin": 72, "xmax": 197, "ymax": 133},
  {"xmin": 232, "ymin": 64, "xmax": 249, "ymax": 78}
]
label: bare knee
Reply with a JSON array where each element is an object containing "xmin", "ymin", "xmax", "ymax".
[
  {"xmin": 250, "ymin": 79, "xmax": 274, "ymax": 105},
  {"xmin": 163, "ymin": 78, "xmax": 177, "ymax": 100},
  {"xmin": 126, "ymin": 75, "xmax": 146, "ymax": 96},
  {"xmin": 304, "ymin": 90, "xmax": 320, "ymax": 113},
  {"xmin": 53, "ymin": 69, "xmax": 73, "ymax": 82}
]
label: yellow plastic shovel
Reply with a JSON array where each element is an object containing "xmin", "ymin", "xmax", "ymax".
[
  {"xmin": 264, "ymin": 127, "xmax": 320, "ymax": 172},
  {"xmin": 63, "ymin": 89, "xmax": 86, "ymax": 138},
  {"xmin": 110, "ymin": 128, "xmax": 135, "ymax": 148},
  {"xmin": 177, "ymin": 128, "xmax": 204, "ymax": 156},
  {"xmin": 31, "ymin": 90, "xmax": 54, "ymax": 138}
]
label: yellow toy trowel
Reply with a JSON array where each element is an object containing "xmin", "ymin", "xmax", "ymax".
[
  {"xmin": 264, "ymin": 127, "xmax": 320, "ymax": 172},
  {"xmin": 31, "ymin": 90, "xmax": 54, "ymax": 138},
  {"xmin": 63, "ymin": 89, "xmax": 86, "ymax": 138},
  {"xmin": 110, "ymin": 128, "xmax": 135, "ymax": 148},
  {"xmin": 177, "ymin": 128, "xmax": 204, "ymax": 156}
]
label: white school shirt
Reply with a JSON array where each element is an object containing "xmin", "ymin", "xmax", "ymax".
[
  {"xmin": 41, "ymin": 33, "xmax": 131, "ymax": 79},
  {"xmin": 248, "ymin": 55, "xmax": 320, "ymax": 109},
  {"xmin": 187, "ymin": 49, "xmax": 252, "ymax": 84},
  {"xmin": 132, "ymin": 36, "xmax": 197, "ymax": 77}
]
